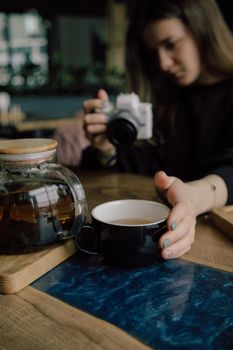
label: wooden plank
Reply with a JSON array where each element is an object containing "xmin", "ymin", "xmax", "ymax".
[
  {"xmin": 182, "ymin": 214, "xmax": 233, "ymax": 273},
  {"xmin": 0, "ymin": 239, "xmax": 77, "ymax": 294},
  {"xmin": 211, "ymin": 205, "xmax": 233, "ymax": 239},
  {"xmin": 0, "ymin": 286, "xmax": 152, "ymax": 350}
]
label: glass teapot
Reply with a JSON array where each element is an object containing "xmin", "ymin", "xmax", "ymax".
[{"xmin": 0, "ymin": 138, "xmax": 86, "ymax": 253}]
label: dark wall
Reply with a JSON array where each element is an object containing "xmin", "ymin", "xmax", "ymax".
[
  {"xmin": 0, "ymin": 0, "xmax": 232, "ymax": 31},
  {"xmin": 0, "ymin": 0, "xmax": 108, "ymax": 18},
  {"xmin": 217, "ymin": 0, "xmax": 233, "ymax": 30}
]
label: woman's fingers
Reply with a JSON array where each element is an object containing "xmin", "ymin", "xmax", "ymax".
[
  {"xmin": 162, "ymin": 244, "xmax": 192, "ymax": 260},
  {"xmin": 84, "ymin": 112, "xmax": 108, "ymax": 124},
  {"xmin": 160, "ymin": 215, "xmax": 195, "ymax": 246},
  {"xmin": 160, "ymin": 218, "xmax": 196, "ymax": 259},
  {"xmin": 159, "ymin": 201, "xmax": 196, "ymax": 259},
  {"xmin": 83, "ymin": 90, "xmax": 109, "ymax": 141},
  {"xmin": 154, "ymin": 170, "xmax": 197, "ymax": 260},
  {"xmin": 154, "ymin": 170, "xmax": 175, "ymax": 191},
  {"xmin": 83, "ymin": 89, "xmax": 109, "ymax": 113},
  {"xmin": 84, "ymin": 112, "xmax": 108, "ymax": 142},
  {"xmin": 83, "ymin": 99, "xmax": 104, "ymax": 113},
  {"xmin": 166, "ymin": 200, "xmax": 190, "ymax": 229},
  {"xmin": 97, "ymin": 89, "xmax": 109, "ymax": 100},
  {"xmin": 85, "ymin": 124, "xmax": 106, "ymax": 138},
  {"xmin": 154, "ymin": 171, "xmax": 179, "ymax": 205}
]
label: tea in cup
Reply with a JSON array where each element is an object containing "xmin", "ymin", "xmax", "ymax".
[{"xmin": 76, "ymin": 199, "xmax": 169, "ymax": 267}]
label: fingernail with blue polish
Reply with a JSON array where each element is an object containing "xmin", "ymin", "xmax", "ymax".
[
  {"xmin": 163, "ymin": 238, "xmax": 171, "ymax": 248},
  {"xmin": 166, "ymin": 249, "xmax": 173, "ymax": 259},
  {"xmin": 171, "ymin": 221, "xmax": 177, "ymax": 231}
]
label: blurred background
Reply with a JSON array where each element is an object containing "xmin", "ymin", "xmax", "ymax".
[{"xmin": 0, "ymin": 0, "xmax": 232, "ymax": 137}]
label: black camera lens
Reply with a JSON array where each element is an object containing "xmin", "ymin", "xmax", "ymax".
[{"xmin": 106, "ymin": 110, "xmax": 139, "ymax": 146}]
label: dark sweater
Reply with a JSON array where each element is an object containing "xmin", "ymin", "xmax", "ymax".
[{"xmin": 83, "ymin": 79, "xmax": 233, "ymax": 204}]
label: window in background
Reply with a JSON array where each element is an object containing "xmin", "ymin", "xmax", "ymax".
[{"xmin": 0, "ymin": 10, "xmax": 48, "ymax": 92}]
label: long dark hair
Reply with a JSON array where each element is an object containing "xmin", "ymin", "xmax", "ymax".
[{"xmin": 126, "ymin": 0, "xmax": 233, "ymax": 133}]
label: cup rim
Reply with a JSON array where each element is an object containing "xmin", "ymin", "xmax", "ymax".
[{"xmin": 91, "ymin": 199, "xmax": 169, "ymax": 227}]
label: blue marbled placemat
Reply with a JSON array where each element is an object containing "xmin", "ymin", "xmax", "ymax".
[{"xmin": 33, "ymin": 252, "xmax": 233, "ymax": 350}]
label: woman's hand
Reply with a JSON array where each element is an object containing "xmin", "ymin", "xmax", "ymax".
[
  {"xmin": 154, "ymin": 170, "xmax": 197, "ymax": 259},
  {"xmin": 83, "ymin": 89, "xmax": 115, "ymax": 155},
  {"xmin": 154, "ymin": 170, "xmax": 228, "ymax": 259}
]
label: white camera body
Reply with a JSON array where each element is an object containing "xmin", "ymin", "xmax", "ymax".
[
  {"xmin": 115, "ymin": 93, "xmax": 153, "ymax": 140},
  {"xmin": 99, "ymin": 93, "xmax": 153, "ymax": 145}
]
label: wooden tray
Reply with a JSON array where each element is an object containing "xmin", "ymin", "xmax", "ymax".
[
  {"xmin": 0, "ymin": 239, "xmax": 77, "ymax": 294},
  {"xmin": 211, "ymin": 206, "xmax": 233, "ymax": 239}
]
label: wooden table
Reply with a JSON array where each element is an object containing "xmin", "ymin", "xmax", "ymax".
[
  {"xmin": 0, "ymin": 117, "xmax": 82, "ymax": 140},
  {"xmin": 0, "ymin": 170, "xmax": 232, "ymax": 350},
  {"xmin": 15, "ymin": 116, "xmax": 81, "ymax": 132},
  {"xmin": 77, "ymin": 170, "xmax": 233, "ymax": 273}
]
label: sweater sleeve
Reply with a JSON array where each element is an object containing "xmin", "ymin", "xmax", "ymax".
[
  {"xmin": 81, "ymin": 140, "xmax": 164, "ymax": 175},
  {"xmin": 114, "ymin": 140, "xmax": 165, "ymax": 175}
]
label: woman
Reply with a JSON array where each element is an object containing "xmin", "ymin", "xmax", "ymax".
[{"xmin": 83, "ymin": 0, "xmax": 233, "ymax": 260}]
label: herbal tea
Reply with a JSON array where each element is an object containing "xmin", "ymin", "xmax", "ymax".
[
  {"xmin": 0, "ymin": 178, "xmax": 77, "ymax": 253},
  {"xmin": 110, "ymin": 218, "xmax": 155, "ymax": 225}
]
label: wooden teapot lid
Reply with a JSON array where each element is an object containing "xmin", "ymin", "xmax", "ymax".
[{"xmin": 0, "ymin": 138, "xmax": 57, "ymax": 154}]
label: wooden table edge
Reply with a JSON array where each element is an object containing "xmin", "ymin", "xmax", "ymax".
[
  {"xmin": 181, "ymin": 255, "xmax": 233, "ymax": 273},
  {"xmin": 9, "ymin": 286, "xmax": 153, "ymax": 350}
]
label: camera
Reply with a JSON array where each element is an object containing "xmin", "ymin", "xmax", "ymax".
[{"xmin": 97, "ymin": 93, "xmax": 153, "ymax": 146}]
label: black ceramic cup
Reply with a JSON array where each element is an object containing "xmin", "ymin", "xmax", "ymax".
[{"xmin": 76, "ymin": 199, "xmax": 170, "ymax": 267}]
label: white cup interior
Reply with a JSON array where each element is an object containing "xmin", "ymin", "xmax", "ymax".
[{"xmin": 91, "ymin": 199, "xmax": 169, "ymax": 226}]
